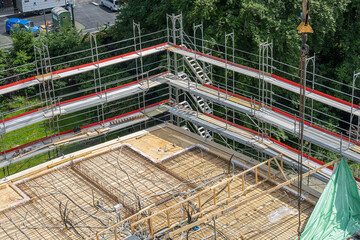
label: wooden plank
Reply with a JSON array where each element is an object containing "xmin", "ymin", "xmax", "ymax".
[
  {"xmin": 168, "ymin": 158, "xmax": 337, "ymax": 238},
  {"xmin": 350, "ymin": 145, "xmax": 360, "ymax": 153}
]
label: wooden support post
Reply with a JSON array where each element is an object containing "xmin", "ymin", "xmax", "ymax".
[
  {"xmin": 281, "ymin": 154, "xmax": 283, "ymax": 171},
  {"xmin": 149, "ymin": 217, "xmax": 154, "ymax": 237},
  {"xmin": 114, "ymin": 226, "xmax": 117, "ymax": 240},
  {"xmin": 255, "ymin": 167, "xmax": 258, "ymax": 184},
  {"xmin": 268, "ymin": 160, "xmax": 271, "ymax": 178},
  {"xmin": 242, "ymin": 174, "xmax": 246, "ymax": 196},
  {"xmin": 198, "ymin": 194, "xmax": 202, "ymax": 216},
  {"xmin": 274, "ymin": 156, "xmax": 288, "ymax": 181},
  {"xmin": 213, "ymin": 188, "xmax": 217, "ymax": 205},
  {"xmin": 166, "ymin": 210, "xmax": 170, "ymax": 228}
]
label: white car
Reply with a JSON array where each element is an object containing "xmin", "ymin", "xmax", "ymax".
[{"xmin": 101, "ymin": 0, "xmax": 121, "ymax": 11}]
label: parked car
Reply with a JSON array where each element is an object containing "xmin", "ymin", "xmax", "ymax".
[
  {"xmin": 101, "ymin": 0, "xmax": 122, "ymax": 11},
  {"xmin": 6, "ymin": 18, "xmax": 40, "ymax": 35}
]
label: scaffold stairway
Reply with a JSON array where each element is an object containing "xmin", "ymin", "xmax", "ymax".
[
  {"xmin": 197, "ymin": 126, "xmax": 212, "ymax": 140},
  {"xmin": 193, "ymin": 95, "xmax": 212, "ymax": 113},
  {"xmin": 184, "ymin": 55, "xmax": 212, "ymax": 84},
  {"xmin": 178, "ymin": 72, "xmax": 212, "ymax": 114},
  {"xmin": 178, "ymin": 100, "xmax": 213, "ymax": 140}
]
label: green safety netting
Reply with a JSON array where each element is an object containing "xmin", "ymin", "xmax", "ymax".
[{"xmin": 296, "ymin": 157, "xmax": 360, "ymax": 240}]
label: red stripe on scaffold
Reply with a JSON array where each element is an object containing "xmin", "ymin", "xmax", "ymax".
[
  {"xmin": 201, "ymin": 83, "xmax": 360, "ymax": 147},
  {"xmin": 173, "ymin": 44, "xmax": 260, "ymax": 74},
  {"xmin": 0, "ymin": 76, "xmax": 36, "ymax": 90},
  {"xmin": 1, "ymin": 72, "xmax": 168, "ymax": 123},
  {"xmin": 2, "ymin": 100, "xmax": 170, "ymax": 155},
  {"xmin": 0, "ymin": 43, "xmax": 169, "ymax": 91},
  {"xmin": 0, "ymin": 109, "xmax": 39, "ymax": 123},
  {"xmin": 53, "ymin": 42, "xmax": 169, "ymax": 74},
  {"xmin": 57, "ymin": 72, "xmax": 168, "ymax": 106},
  {"xmin": 270, "ymin": 74, "xmax": 360, "ymax": 109},
  {"xmin": 172, "ymin": 44, "xmax": 359, "ymax": 110}
]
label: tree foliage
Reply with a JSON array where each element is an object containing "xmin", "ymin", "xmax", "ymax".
[{"xmin": 114, "ymin": 0, "xmax": 358, "ymax": 75}]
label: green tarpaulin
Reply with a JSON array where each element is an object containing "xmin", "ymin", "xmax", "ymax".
[{"xmin": 296, "ymin": 158, "xmax": 360, "ymax": 240}]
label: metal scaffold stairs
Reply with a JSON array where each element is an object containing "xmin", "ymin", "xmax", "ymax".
[
  {"xmin": 177, "ymin": 72, "xmax": 212, "ymax": 114},
  {"xmin": 177, "ymin": 100, "xmax": 213, "ymax": 140},
  {"xmin": 184, "ymin": 55, "xmax": 212, "ymax": 85},
  {"xmin": 197, "ymin": 126, "xmax": 213, "ymax": 140},
  {"xmin": 194, "ymin": 94, "xmax": 212, "ymax": 114}
]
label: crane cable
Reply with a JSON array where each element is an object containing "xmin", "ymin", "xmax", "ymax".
[{"xmin": 297, "ymin": 0, "xmax": 313, "ymax": 239}]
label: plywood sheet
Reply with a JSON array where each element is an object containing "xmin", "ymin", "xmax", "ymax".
[
  {"xmin": 0, "ymin": 184, "xmax": 23, "ymax": 209},
  {"xmin": 125, "ymin": 128, "xmax": 193, "ymax": 161}
]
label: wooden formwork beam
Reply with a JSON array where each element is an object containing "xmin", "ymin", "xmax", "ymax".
[
  {"xmin": 95, "ymin": 154, "xmax": 283, "ymax": 239},
  {"xmin": 136, "ymin": 155, "xmax": 282, "ymax": 236},
  {"xmin": 71, "ymin": 164, "xmax": 135, "ymax": 214},
  {"xmin": 167, "ymin": 158, "xmax": 338, "ymax": 238},
  {"xmin": 151, "ymin": 162, "xmax": 198, "ymax": 190}
]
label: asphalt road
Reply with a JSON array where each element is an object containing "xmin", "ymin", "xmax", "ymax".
[{"xmin": 0, "ymin": 0, "xmax": 117, "ymax": 45}]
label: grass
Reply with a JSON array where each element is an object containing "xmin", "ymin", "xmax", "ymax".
[
  {"xmin": 0, "ymin": 152, "xmax": 50, "ymax": 178},
  {"xmin": 4, "ymin": 122, "xmax": 46, "ymax": 150}
]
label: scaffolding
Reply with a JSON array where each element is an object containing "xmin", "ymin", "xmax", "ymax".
[{"xmin": 0, "ymin": 13, "xmax": 359, "ymax": 183}]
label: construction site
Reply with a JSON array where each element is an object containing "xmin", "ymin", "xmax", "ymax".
[{"xmin": 0, "ymin": 8, "xmax": 360, "ymax": 240}]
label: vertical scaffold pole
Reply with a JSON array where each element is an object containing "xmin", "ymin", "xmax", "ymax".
[
  {"xmin": 194, "ymin": 22, "xmax": 205, "ymax": 73},
  {"xmin": 167, "ymin": 13, "xmax": 183, "ymax": 75},
  {"xmin": 225, "ymin": 32, "xmax": 234, "ymax": 100},
  {"xmin": 307, "ymin": 55, "xmax": 316, "ymax": 125},
  {"xmin": 258, "ymin": 42, "xmax": 263, "ymax": 106},
  {"xmin": 133, "ymin": 21, "xmax": 144, "ymax": 80},
  {"xmin": 0, "ymin": 125, "xmax": 5, "ymax": 163},
  {"xmin": 193, "ymin": 23, "xmax": 204, "ymax": 79},
  {"xmin": 305, "ymin": 55, "xmax": 315, "ymax": 164},
  {"xmin": 166, "ymin": 16, "xmax": 171, "ymax": 73},
  {"xmin": 350, "ymin": 72, "xmax": 360, "ymax": 145},
  {"xmin": 169, "ymin": 85, "xmax": 173, "ymax": 124},
  {"xmin": 42, "ymin": 43, "xmax": 58, "ymax": 149},
  {"xmin": 90, "ymin": 32, "xmax": 104, "ymax": 124},
  {"xmin": 172, "ymin": 14, "xmax": 177, "ymax": 74},
  {"xmin": 133, "ymin": 21, "xmax": 145, "ymax": 121},
  {"xmin": 270, "ymin": 39, "xmax": 274, "ymax": 107},
  {"xmin": 90, "ymin": 32, "xmax": 101, "ymax": 95}
]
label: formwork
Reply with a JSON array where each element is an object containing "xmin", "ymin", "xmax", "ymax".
[{"xmin": 0, "ymin": 124, "xmax": 337, "ymax": 240}]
